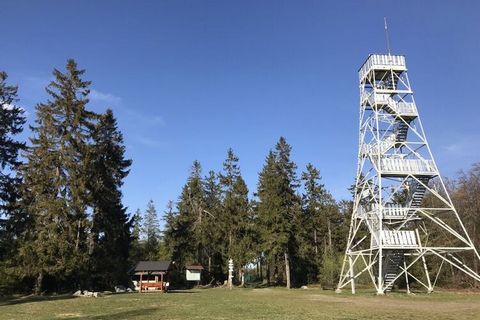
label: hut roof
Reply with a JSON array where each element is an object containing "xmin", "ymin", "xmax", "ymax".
[
  {"xmin": 186, "ymin": 265, "xmax": 204, "ymax": 270},
  {"xmin": 133, "ymin": 261, "xmax": 171, "ymax": 273}
]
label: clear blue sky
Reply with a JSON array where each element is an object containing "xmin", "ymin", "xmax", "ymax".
[{"xmin": 1, "ymin": 0, "xmax": 479, "ymax": 221}]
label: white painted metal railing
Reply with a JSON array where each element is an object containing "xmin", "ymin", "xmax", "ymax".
[
  {"xmin": 362, "ymin": 134, "xmax": 396, "ymax": 156},
  {"xmin": 359, "ymin": 54, "xmax": 406, "ymax": 81},
  {"xmin": 367, "ymin": 94, "xmax": 417, "ymax": 117},
  {"xmin": 394, "ymin": 102, "xmax": 417, "ymax": 116},
  {"xmin": 371, "ymin": 203, "xmax": 409, "ymax": 219},
  {"xmin": 373, "ymin": 230, "xmax": 418, "ymax": 247},
  {"xmin": 380, "ymin": 158, "xmax": 436, "ymax": 175},
  {"xmin": 382, "ymin": 230, "xmax": 418, "ymax": 247},
  {"xmin": 367, "ymin": 93, "xmax": 391, "ymax": 106}
]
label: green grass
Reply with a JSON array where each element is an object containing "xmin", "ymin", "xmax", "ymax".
[{"xmin": 1, "ymin": 288, "xmax": 480, "ymax": 320}]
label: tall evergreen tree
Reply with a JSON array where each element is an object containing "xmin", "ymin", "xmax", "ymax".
[
  {"xmin": 257, "ymin": 137, "xmax": 300, "ymax": 288},
  {"xmin": 88, "ymin": 109, "xmax": 132, "ymax": 289},
  {"xmin": 219, "ymin": 149, "xmax": 252, "ymax": 281},
  {"xmin": 167, "ymin": 161, "xmax": 207, "ymax": 269},
  {"xmin": 129, "ymin": 208, "xmax": 145, "ymax": 264},
  {"xmin": 143, "ymin": 200, "xmax": 161, "ymax": 260},
  {"xmin": 0, "ymin": 71, "xmax": 26, "ymax": 292},
  {"xmin": 202, "ymin": 170, "xmax": 223, "ymax": 280},
  {"xmin": 301, "ymin": 163, "xmax": 342, "ymax": 286},
  {"xmin": 19, "ymin": 59, "xmax": 97, "ymax": 294},
  {"xmin": 0, "ymin": 71, "xmax": 26, "ymax": 221},
  {"xmin": 157, "ymin": 201, "xmax": 175, "ymax": 260}
]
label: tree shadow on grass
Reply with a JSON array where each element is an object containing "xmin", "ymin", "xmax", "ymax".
[
  {"xmin": 167, "ymin": 290, "xmax": 198, "ymax": 294},
  {"xmin": 0, "ymin": 294, "xmax": 75, "ymax": 306},
  {"xmin": 79, "ymin": 307, "xmax": 158, "ymax": 320}
]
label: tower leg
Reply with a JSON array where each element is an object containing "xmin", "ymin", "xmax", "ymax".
[
  {"xmin": 421, "ymin": 253, "xmax": 433, "ymax": 293},
  {"xmin": 349, "ymin": 255, "xmax": 356, "ymax": 294},
  {"xmin": 377, "ymin": 249, "xmax": 384, "ymax": 295},
  {"xmin": 404, "ymin": 260, "xmax": 411, "ymax": 294}
]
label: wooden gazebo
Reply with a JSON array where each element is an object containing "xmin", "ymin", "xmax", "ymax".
[{"xmin": 132, "ymin": 261, "xmax": 171, "ymax": 293}]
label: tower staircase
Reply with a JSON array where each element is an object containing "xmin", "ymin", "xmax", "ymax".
[
  {"xmin": 409, "ymin": 177, "xmax": 430, "ymax": 209},
  {"xmin": 383, "ymin": 250, "xmax": 405, "ymax": 292},
  {"xmin": 394, "ymin": 121, "xmax": 409, "ymax": 144}
]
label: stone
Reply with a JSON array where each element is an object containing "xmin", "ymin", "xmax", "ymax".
[
  {"xmin": 301, "ymin": 285, "xmax": 308, "ymax": 290},
  {"xmin": 114, "ymin": 285, "xmax": 127, "ymax": 293},
  {"xmin": 73, "ymin": 290, "xmax": 82, "ymax": 297}
]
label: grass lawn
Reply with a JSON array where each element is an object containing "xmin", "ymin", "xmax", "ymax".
[{"xmin": 1, "ymin": 287, "xmax": 480, "ymax": 320}]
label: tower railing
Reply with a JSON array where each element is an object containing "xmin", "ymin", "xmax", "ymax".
[
  {"xmin": 359, "ymin": 54, "xmax": 406, "ymax": 81},
  {"xmin": 372, "ymin": 230, "xmax": 419, "ymax": 248},
  {"xmin": 380, "ymin": 158, "xmax": 436, "ymax": 176}
]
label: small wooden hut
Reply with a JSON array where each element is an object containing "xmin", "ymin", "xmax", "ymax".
[{"xmin": 132, "ymin": 261, "xmax": 171, "ymax": 292}]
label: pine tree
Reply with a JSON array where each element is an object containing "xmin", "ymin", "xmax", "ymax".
[
  {"xmin": 202, "ymin": 170, "xmax": 223, "ymax": 281},
  {"xmin": 257, "ymin": 137, "xmax": 300, "ymax": 288},
  {"xmin": 301, "ymin": 163, "xmax": 342, "ymax": 286},
  {"xmin": 158, "ymin": 201, "xmax": 175, "ymax": 260},
  {"xmin": 143, "ymin": 200, "xmax": 161, "ymax": 260},
  {"xmin": 19, "ymin": 59, "xmax": 97, "ymax": 294},
  {"xmin": 88, "ymin": 109, "xmax": 132, "ymax": 289},
  {"xmin": 167, "ymin": 161, "xmax": 207, "ymax": 269},
  {"xmin": 0, "ymin": 71, "xmax": 26, "ymax": 292},
  {"xmin": 129, "ymin": 208, "xmax": 145, "ymax": 264},
  {"xmin": 219, "ymin": 149, "xmax": 251, "ymax": 282},
  {"xmin": 0, "ymin": 71, "xmax": 26, "ymax": 222}
]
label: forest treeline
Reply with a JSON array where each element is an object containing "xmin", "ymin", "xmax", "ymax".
[{"xmin": 1, "ymin": 61, "xmax": 479, "ymax": 294}]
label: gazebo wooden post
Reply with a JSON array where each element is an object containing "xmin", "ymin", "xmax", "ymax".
[
  {"xmin": 139, "ymin": 272, "xmax": 143, "ymax": 293},
  {"xmin": 160, "ymin": 273, "xmax": 164, "ymax": 292}
]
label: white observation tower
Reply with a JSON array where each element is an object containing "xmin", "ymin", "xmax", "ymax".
[{"xmin": 336, "ymin": 53, "xmax": 480, "ymax": 294}]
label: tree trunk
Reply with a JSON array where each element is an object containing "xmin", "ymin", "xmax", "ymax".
[
  {"xmin": 89, "ymin": 210, "xmax": 96, "ymax": 255},
  {"xmin": 327, "ymin": 220, "xmax": 332, "ymax": 251},
  {"xmin": 75, "ymin": 219, "xmax": 81, "ymax": 251},
  {"xmin": 34, "ymin": 271, "xmax": 44, "ymax": 295},
  {"xmin": 266, "ymin": 261, "xmax": 270, "ymax": 285},
  {"xmin": 259, "ymin": 257, "xmax": 263, "ymax": 280},
  {"xmin": 240, "ymin": 269, "xmax": 245, "ymax": 287},
  {"xmin": 284, "ymin": 252, "xmax": 291, "ymax": 289}
]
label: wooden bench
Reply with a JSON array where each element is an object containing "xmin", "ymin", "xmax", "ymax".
[{"xmin": 140, "ymin": 282, "xmax": 165, "ymax": 291}]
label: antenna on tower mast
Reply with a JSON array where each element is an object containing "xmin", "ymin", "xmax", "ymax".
[{"xmin": 384, "ymin": 17, "xmax": 391, "ymax": 56}]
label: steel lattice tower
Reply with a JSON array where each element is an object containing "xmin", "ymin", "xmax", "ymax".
[{"xmin": 336, "ymin": 54, "xmax": 480, "ymax": 295}]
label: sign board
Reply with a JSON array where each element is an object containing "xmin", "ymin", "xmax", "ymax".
[{"xmin": 186, "ymin": 269, "xmax": 201, "ymax": 281}]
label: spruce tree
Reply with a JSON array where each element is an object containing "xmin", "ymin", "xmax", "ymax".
[
  {"xmin": 219, "ymin": 149, "xmax": 251, "ymax": 282},
  {"xmin": 169, "ymin": 161, "xmax": 206, "ymax": 268},
  {"xmin": 0, "ymin": 71, "xmax": 25, "ymax": 221},
  {"xmin": 88, "ymin": 109, "xmax": 132, "ymax": 288},
  {"xmin": 158, "ymin": 201, "xmax": 175, "ymax": 260},
  {"xmin": 129, "ymin": 208, "xmax": 145, "ymax": 264},
  {"xmin": 202, "ymin": 170, "xmax": 223, "ymax": 280},
  {"xmin": 143, "ymin": 200, "xmax": 161, "ymax": 260},
  {"xmin": 19, "ymin": 59, "xmax": 96, "ymax": 294},
  {"xmin": 257, "ymin": 137, "xmax": 300, "ymax": 288},
  {"xmin": 0, "ymin": 71, "xmax": 26, "ymax": 291},
  {"xmin": 300, "ymin": 163, "xmax": 340, "ymax": 284}
]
